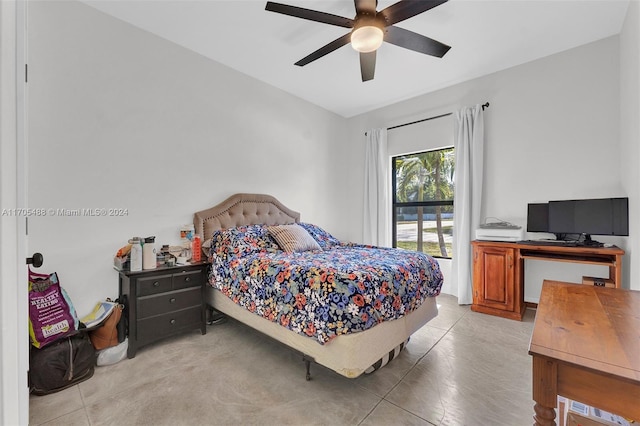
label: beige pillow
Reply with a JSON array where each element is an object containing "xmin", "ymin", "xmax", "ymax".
[
  {"xmin": 202, "ymin": 238, "xmax": 213, "ymax": 257},
  {"xmin": 268, "ymin": 224, "xmax": 321, "ymax": 253}
]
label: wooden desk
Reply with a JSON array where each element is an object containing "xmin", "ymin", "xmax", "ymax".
[
  {"xmin": 528, "ymin": 280, "xmax": 640, "ymax": 425},
  {"xmin": 472, "ymin": 241, "xmax": 624, "ymax": 320}
]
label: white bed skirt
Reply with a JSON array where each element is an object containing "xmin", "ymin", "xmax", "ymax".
[{"xmin": 205, "ymin": 286, "xmax": 439, "ymax": 378}]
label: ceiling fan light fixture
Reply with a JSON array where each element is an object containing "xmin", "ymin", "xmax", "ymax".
[
  {"xmin": 265, "ymin": 0, "xmax": 451, "ymax": 82},
  {"xmin": 351, "ymin": 25, "xmax": 384, "ymax": 53}
]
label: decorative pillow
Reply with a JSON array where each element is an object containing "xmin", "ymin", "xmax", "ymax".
[
  {"xmin": 202, "ymin": 238, "xmax": 213, "ymax": 257},
  {"xmin": 210, "ymin": 225, "xmax": 280, "ymax": 262},
  {"xmin": 298, "ymin": 222, "xmax": 342, "ymax": 250},
  {"xmin": 268, "ymin": 224, "xmax": 322, "ymax": 253}
]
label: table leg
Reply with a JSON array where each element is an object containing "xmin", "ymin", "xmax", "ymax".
[
  {"xmin": 532, "ymin": 356, "xmax": 558, "ymax": 426},
  {"xmin": 533, "ymin": 403, "xmax": 556, "ymax": 426}
]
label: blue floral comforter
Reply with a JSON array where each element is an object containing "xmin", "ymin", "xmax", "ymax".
[{"xmin": 207, "ymin": 223, "xmax": 443, "ymax": 345}]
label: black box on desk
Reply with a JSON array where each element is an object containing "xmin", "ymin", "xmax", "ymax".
[{"xmin": 582, "ymin": 276, "xmax": 615, "ymax": 288}]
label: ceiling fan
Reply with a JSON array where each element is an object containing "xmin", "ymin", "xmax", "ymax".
[{"xmin": 265, "ymin": 0, "xmax": 451, "ymax": 82}]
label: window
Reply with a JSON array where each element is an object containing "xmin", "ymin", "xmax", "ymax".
[{"xmin": 392, "ymin": 147, "xmax": 454, "ymax": 258}]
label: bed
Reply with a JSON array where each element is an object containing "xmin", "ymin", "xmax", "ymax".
[{"xmin": 193, "ymin": 193, "xmax": 443, "ymax": 379}]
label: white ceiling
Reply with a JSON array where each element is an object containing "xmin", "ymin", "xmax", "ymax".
[{"xmin": 82, "ymin": 0, "xmax": 630, "ymax": 118}]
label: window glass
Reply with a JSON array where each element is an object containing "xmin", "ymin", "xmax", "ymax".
[{"xmin": 392, "ymin": 148, "xmax": 454, "ymax": 258}]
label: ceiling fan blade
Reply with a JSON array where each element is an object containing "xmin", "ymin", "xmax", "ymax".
[
  {"xmin": 384, "ymin": 25, "xmax": 450, "ymax": 58},
  {"xmin": 265, "ymin": 2, "xmax": 354, "ymax": 28},
  {"xmin": 295, "ymin": 33, "xmax": 352, "ymax": 67},
  {"xmin": 360, "ymin": 51, "xmax": 376, "ymax": 82},
  {"xmin": 354, "ymin": 0, "xmax": 377, "ymax": 16},
  {"xmin": 379, "ymin": 0, "xmax": 448, "ymax": 26}
]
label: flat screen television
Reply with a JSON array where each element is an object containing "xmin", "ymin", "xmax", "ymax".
[
  {"xmin": 548, "ymin": 197, "xmax": 628, "ymax": 237},
  {"xmin": 527, "ymin": 197, "xmax": 628, "ymax": 245}
]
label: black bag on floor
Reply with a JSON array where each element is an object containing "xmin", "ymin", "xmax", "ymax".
[{"xmin": 29, "ymin": 331, "xmax": 97, "ymax": 395}]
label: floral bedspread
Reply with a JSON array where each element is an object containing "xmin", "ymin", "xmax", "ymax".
[{"xmin": 207, "ymin": 224, "xmax": 443, "ymax": 345}]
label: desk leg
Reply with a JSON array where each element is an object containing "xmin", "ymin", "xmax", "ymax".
[
  {"xmin": 532, "ymin": 356, "xmax": 557, "ymax": 426},
  {"xmin": 612, "ymin": 254, "xmax": 622, "ymax": 288}
]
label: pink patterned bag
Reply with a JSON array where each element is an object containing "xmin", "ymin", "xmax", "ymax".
[{"xmin": 28, "ymin": 269, "xmax": 79, "ymax": 348}]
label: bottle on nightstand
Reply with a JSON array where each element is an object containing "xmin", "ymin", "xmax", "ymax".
[
  {"xmin": 129, "ymin": 237, "xmax": 142, "ymax": 272},
  {"xmin": 191, "ymin": 235, "xmax": 201, "ymax": 262},
  {"xmin": 142, "ymin": 236, "xmax": 156, "ymax": 270}
]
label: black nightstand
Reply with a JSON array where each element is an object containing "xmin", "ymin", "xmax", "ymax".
[{"xmin": 117, "ymin": 261, "xmax": 208, "ymax": 358}]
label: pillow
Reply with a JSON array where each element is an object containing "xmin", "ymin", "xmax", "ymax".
[
  {"xmin": 268, "ymin": 224, "xmax": 321, "ymax": 253},
  {"xmin": 298, "ymin": 222, "xmax": 342, "ymax": 249},
  {"xmin": 210, "ymin": 225, "xmax": 279, "ymax": 262},
  {"xmin": 202, "ymin": 238, "xmax": 213, "ymax": 257}
]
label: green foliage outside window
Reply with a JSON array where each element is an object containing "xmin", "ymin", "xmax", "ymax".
[{"xmin": 393, "ymin": 148, "xmax": 454, "ymax": 258}]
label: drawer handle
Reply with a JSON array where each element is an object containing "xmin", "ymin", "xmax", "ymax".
[
  {"xmin": 169, "ymin": 298, "xmax": 176, "ymax": 303},
  {"xmin": 170, "ymin": 319, "xmax": 176, "ymax": 325},
  {"xmin": 185, "ymin": 277, "xmax": 191, "ymax": 282},
  {"xmin": 153, "ymin": 281, "xmax": 160, "ymax": 287}
]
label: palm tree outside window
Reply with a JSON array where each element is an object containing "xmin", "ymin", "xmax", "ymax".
[{"xmin": 392, "ymin": 147, "xmax": 454, "ymax": 258}]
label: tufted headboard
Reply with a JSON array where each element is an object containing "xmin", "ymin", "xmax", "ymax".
[{"xmin": 193, "ymin": 193, "xmax": 301, "ymax": 241}]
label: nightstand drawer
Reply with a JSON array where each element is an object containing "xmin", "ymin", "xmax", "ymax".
[
  {"xmin": 137, "ymin": 287, "xmax": 201, "ymax": 319},
  {"xmin": 137, "ymin": 274, "xmax": 172, "ymax": 296},
  {"xmin": 136, "ymin": 306, "xmax": 202, "ymax": 345},
  {"xmin": 172, "ymin": 269, "xmax": 203, "ymax": 290}
]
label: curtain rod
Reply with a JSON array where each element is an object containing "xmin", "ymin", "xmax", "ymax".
[{"xmin": 365, "ymin": 102, "xmax": 489, "ymax": 135}]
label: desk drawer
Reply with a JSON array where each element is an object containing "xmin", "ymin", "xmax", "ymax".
[
  {"xmin": 172, "ymin": 269, "xmax": 203, "ymax": 290},
  {"xmin": 137, "ymin": 287, "xmax": 201, "ymax": 319},
  {"xmin": 136, "ymin": 306, "xmax": 202, "ymax": 345},
  {"xmin": 137, "ymin": 274, "xmax": 172, "ymax": 296}
]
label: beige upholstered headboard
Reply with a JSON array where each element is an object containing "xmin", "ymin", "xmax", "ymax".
[{"xmin": 193, "ymin": 193, "xmax": 301, "ymax": 240}]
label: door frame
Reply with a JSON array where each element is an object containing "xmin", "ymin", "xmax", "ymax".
[{"xmin": 0, "ymin": 0, "xmax": 29, "ymax": 423}]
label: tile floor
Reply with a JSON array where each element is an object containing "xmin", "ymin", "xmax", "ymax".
[{"xmin": 29, "ymin": 294, "xmax": 537, "ymax": 426}]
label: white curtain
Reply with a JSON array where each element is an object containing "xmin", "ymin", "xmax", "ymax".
[
  {"xmin": 452, "ymin": 105, "xmax": 484, "ymax": 305},
  {"xmin": 363, "ymin": 129, "xmax": 390, "ymax": 247}
]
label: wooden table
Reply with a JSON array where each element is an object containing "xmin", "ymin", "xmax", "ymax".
[{"xmin": 528, "ymin": 280, "xmax": 640, "ymax": 425}]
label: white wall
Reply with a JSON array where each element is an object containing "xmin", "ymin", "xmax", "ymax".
[
  {"xmin": 27, "ymin": 0, "xmax": 349, "ymax": 316},
  {"xmin": 620, "ymin": 0, "xmax": 640, "ymax": 296},
  {"xmin": 346, "ymin": 35, "xmax": 633, "ymax": 301}
]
